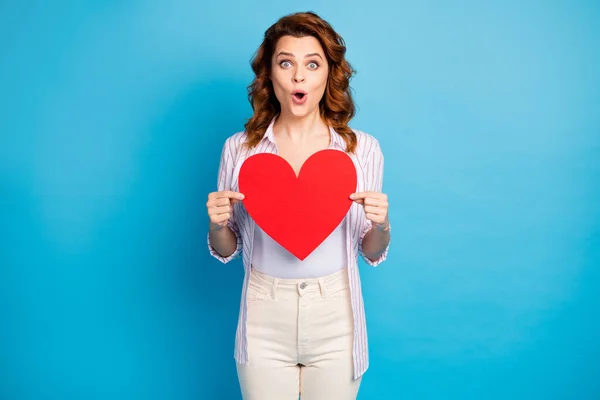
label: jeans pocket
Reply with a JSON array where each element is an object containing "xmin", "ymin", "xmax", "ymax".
[
  {"xmin": 327, "ymin": 284, "xmax": 351, "ymax": 299},
  {"xmin": 246, "ymin": 280, "xmax": 270, "ymax": 303}
]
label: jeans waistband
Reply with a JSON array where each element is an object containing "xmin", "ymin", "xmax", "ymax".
[{"xmin": 249, "ymin": 265, "xmax": 349, "ymax": 297}]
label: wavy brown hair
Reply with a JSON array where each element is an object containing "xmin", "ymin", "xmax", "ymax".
[{"xmin": 243, "ymin": 11, "xmax": 358, "ymax": 153}]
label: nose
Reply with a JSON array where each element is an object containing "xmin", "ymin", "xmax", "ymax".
[{"xmin": 293, "ymin": 71, "xmax": 305, "ymax": 83}]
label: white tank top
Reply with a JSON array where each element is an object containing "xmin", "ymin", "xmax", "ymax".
[{"xmin": 251, "ymin": 218, "xmax": 348, "ymax": 279}]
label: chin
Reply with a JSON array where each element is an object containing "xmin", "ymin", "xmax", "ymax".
[{"xmin": 286, "ymin": 105, "xmax": 317, "ymax": 118}]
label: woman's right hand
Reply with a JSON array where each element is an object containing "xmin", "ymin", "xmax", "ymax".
[{"xmin": 206, "ymin": 190, "xmax": 245, "ymax": 229}]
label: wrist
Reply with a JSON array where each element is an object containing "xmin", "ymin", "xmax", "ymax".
[
  {"xmin": 209, "ymin": 222, "xmax": 226, "ymax": 232},
  {"xmin": 375, "ymin": 221, "xmax": 390, "ymax": 232}
]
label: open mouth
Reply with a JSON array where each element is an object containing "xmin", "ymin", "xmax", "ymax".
[{"xmin": 292, "ymin": 91, "xmax": 308, "ymax": 104}]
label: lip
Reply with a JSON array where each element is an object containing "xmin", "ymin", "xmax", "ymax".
[{"xmin": 291, "ymin": 90, "xmax": 308, "ymax": 105}]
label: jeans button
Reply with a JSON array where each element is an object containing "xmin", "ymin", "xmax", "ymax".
[{"xmin": 300, "ymin": 282, "xmax": 307, "ymax": 289}]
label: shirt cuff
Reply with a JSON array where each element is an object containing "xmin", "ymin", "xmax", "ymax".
[
  {"xmin": 207, "ymin": 220, "xmax": 243, "ymax": 263},
  {"xmin": 358, "ymin": 220, "xmax": 391, "ymax": 267}
]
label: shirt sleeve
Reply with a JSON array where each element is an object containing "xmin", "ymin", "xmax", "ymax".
[
  {"xmin": 358, "ymin": 138, "xmax": 391, "ymax": 267},
  {"xmin": 207, "ymin": 137, "xmax": 243, "ymax": 263}
]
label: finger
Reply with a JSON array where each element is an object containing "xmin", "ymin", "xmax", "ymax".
[
  {"xmin": 215, "ymin": 197, "xmax": 229, "ymax": 206},
  {"xmin": 217, "ymin": 191, "xmax": 245, "ymax": 200},
  {"xmin": 349, "ymin": 192, "xmax": 371, "ymax": 200},
  {"xmin": 364, "ymin": 198, "xmax": 388, "ymax": 207},
  {"xmin": 365, "ymin": 212, "xmax": 386, "ymax": 224},
  {"xmin": 351, "ymin": 192, "xmax": 387, "ymax": 200},
  {"xmin": 206, "ymin": 198, "xmax": 227, "ymax": 208},
  {"xmin": 209, "ymin": 205, "xmax": 232, "ymax": 216},
  {"xmin": 211, "ymin": 213, "xmax": 231, "ymax": 224},
  {"xmin": 364, "ymin": 205, "xmax": 385, "ymax": 215},
  {"xmin": 209, "ymin": 195, "xmax": 241, "ymax": 208}
]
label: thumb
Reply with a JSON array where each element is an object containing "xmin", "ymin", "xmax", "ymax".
[
  {"xmin": 231, "ymin": 194, "xmax": 245, "ymax": 205},
  {"xmin": 349, "ymin": 195, "xmax": 364, "ymax": 205}
]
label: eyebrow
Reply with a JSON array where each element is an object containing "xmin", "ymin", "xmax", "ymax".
[{"xmin": 276, "ymin": 51, "xmax": 323, "ymax": 60}]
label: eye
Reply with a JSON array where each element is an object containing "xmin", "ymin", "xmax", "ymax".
[{"xmin": 278, "ymin": 59, "xmax": 320, "ymax": 70}]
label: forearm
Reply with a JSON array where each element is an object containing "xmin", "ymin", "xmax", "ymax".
[
  {"xmin": 361, "ymin": 223, "xmax": 390, "ymax": 262},
  {"xmin": 208, "ymin": 224, "xmax": 238, "ymax": 258}
]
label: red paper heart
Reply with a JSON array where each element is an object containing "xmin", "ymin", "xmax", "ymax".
[{"xmin": 239, "ymin": 149, "xmax": 357, "ymax": 260}]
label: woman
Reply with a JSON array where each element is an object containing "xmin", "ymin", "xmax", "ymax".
[{"xmin": 206, "ymin": 11, "xmax": 391, "ymax": 400}]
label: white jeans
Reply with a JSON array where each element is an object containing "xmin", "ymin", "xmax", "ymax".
[{"xmin": 236, "ymin": 266, "xmax": 362, "ymax": 400}]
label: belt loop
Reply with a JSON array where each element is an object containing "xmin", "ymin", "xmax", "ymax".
[
  {"xmin": 317, "ymin": 278, "xmax": 327, "ymax": 299},
  {"xmin": 271, "ymin": 278, "xmax": 279, "ymax": 300}
]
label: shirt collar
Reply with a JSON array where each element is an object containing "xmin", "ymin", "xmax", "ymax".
[{"xmin": 262, "ymin": 115, "xmax": 346, "ymax": 151}]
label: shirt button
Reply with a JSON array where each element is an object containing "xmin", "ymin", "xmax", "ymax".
[{"xmin": 300, "ymin": 282, "xmax": 307, "ymax": 289}]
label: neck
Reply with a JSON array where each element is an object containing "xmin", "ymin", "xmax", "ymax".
[{"xmin": 273, "ymin": 109, "xmax": 328, "ymax": 143}]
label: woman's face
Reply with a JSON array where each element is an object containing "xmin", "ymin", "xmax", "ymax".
[{"xmin": 270, "ymin": 35, "xmax": 329, "ymax": 118}]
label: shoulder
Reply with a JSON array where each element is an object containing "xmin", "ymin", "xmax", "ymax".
[
  {"xmin": 350, "ymin": 128, "xmax": 383, "ymax": 160},
  {"xmin": 221, "ymin": 130, "xmax": 248, "ymax": 159},
  {"xmin": 223, "ymin": 130, "xmax": 248, "ymax": 150}
]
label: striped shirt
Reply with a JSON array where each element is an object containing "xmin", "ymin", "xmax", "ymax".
[{"xmin": 207, "ymin": 116, "xmax": 390, "ymax": 380}]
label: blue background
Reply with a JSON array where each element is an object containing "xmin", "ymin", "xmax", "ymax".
[{"xmin": 1, "ymin": 1, "xmax": 599, "ymax": 399}]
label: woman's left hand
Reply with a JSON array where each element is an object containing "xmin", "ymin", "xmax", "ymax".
[{"xmin": 349, "ymin": 191, "xmax": 390, "ymax": 231}]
